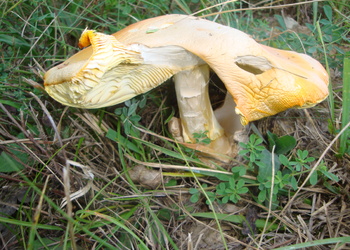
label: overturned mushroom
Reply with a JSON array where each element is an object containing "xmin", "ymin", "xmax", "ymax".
[{"xmin": 44, "ymin": 15, "xmax": 329, "ymax": 158}]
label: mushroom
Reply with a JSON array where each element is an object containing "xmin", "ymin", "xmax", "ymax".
[{"xmin": 44, "ymin": 14, "xmax": 329, "ymax": 159}]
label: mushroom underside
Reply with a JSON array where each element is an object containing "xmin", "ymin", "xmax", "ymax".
[{"xmin": 44, "ymin": 30, "xmax": 238, "ymax": 157}]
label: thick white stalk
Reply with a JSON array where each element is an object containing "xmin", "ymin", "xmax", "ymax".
[
  {"xmin": 174, "ymin": 65, "xmax": 224, "ymax": 143},
  {"xmin": 214, "ymin": 93, "xmax": 243, "ymax": 136}
]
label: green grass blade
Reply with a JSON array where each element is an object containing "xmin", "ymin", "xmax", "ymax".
[
  {"xmin": 0, "ymin": 216, "xmax": 62, "ymax": 231},
  {"xmin": 312, "ymin": 1, "xmax": 318, "ymax": 26},
  {"xmin": 316, "ymin": 21, "xmax": 335, "ymax": 129},
  {"xmin": 273, "ymin": 236, "xmax": 350, "ymax": 250},
  {"xmin": 340, "ymin": 54, "xmax": 350, "ymax": 155}
]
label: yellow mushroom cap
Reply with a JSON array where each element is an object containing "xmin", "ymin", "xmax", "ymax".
[
  {"xmin": 44, "ymin": 28, "xmax": 195, "ymax": 109},
  {"xmin": 44, "ymin": 30, "xmax": 147, "ymax": 108}
]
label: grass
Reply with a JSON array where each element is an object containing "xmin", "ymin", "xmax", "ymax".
[
  {"xmin": 1, "ymin": 0, "xmax": 350, "ymax": 249},
  {"xmin": 340, "ymin": 54, "xmax": 350, "ymax": 156}
]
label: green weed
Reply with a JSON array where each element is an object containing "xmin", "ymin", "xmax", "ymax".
[{"xmin": 190, "ymin": 133, "xmax": 340, "ymax": 210}]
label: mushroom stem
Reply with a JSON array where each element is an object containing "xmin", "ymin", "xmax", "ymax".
[
  {"xmin": 214, "ymin": 93, "xmax": 243, "ymax": 136},
  {"xmin": 174, "ymin": 65, "xmax": 226, "ymax": 145}
]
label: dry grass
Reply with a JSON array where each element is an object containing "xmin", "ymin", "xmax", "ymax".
[
  {"xmin": 0, "ymin": 0, "xmax": 349, "ymax": 249},
  {"xmin": 2, "ymin": 86, "xmax": 349, "ymax": 249}
]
